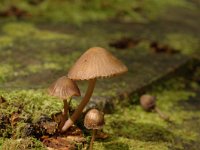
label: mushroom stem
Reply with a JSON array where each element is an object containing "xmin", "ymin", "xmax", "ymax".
[
  {"xmin": 62, "ymin": 79, "xmax": 96, "ymax": 132},
  {"xmin": 89, "ymin": 129, "xmax": 96, "ymax": 150},
  {"xmin": 154, "ymin": 107, "xmax": 169, "ymax": 121},
  {"xmin": 59, "ymin": 99, "xmax": 69, "ymax": 130},
  {"xmin": 63, "ymin": 99, "xmax": 69, "ymax": 120}
]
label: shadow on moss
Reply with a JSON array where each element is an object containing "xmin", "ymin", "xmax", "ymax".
[{"xmin": 110, "ymin": 120, "xmax": 173, "ymax": 142}]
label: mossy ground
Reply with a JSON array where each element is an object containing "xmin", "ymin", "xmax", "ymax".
[
  {"xmin": 92, "ymin": 77, "xmax": 200, "ymax": 150},
  {"xmin": 1, "ymin": 76, "xmax": 200, "ymax": 149},
  {"xmin": 0, "ymin": 0, "xmax": 200, "ymax": 149},
  {"xmin": 0, "ymin": 0, "xmax": 197, "ymax": 24}
]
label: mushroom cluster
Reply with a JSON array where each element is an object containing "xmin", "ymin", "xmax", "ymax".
[
  {"xmin": 48, "ymin": 47, "xmax": 128, "ymax": 132},
  {"xmin": 62, "ymin": 47, "xmax": 128, "ymax": 132}
]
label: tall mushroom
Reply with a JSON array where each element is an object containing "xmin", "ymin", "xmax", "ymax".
[
  {"xmin": 62, "ymin": 47, "xmax": 128, "ymax": 132},
  {"xmin": 48, "ymin": 76, "xmax": 80, "ymax": 129}
]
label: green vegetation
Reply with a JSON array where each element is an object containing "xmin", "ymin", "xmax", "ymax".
[
  {"xmin": 1, "ymin": 137, "xmax": 45, "ymax": 150},
  {"xmin": 0, "ymin": 64, "xmax": 14, "ymax": 82},
  {"xmin": 93, "ymin": 78, "xmax": 200, "ymax": 150},
  {"xmin": 0, "ymin": 90, "xmax": 62, "ymax": 122},
  {"xmin": 0, "ymin": 22, "xmax": 76, "ymax": 84},
  {"xmin": 0, "ymin": 0, "xmax": 196, "ymax": 24},
  {"xmin": 0, "ymin": 77, "xmax": 200, "ymax": 149},
  {"xmin": 164, "ymin": 33, "xmax": 200, "ymax": 55}
]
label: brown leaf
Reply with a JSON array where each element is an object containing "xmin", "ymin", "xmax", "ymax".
[
  {"xmin": 150, "ymin": 41, "xmax": 178, "ymax": 54},
  {"xmin": 109, "ymin": 37, "xmax": 141, "ymax": 49},
  {"xmin": 0, "ymin": 5, "xmax": 31, "ymax": 19},
  {"xmin": 43, "ymin": 137, "xmax": 75, "ymax": 150},
  {"xmin": 42, "ymin": 122, "xmax": 58, "ymax": 135},
  {"xmin": 96, "ymin": 131, "xmax": 109, "ymax": 139},
  {"xmin": 10, "ymin": 112, "xmax": 21, "ymax": 127},
  {"xmin": 65, "ymin": 135, "xmax": 86, "ymax": 143}
]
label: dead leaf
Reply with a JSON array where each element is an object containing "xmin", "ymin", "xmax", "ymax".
[
  {"xmin": 150, "ymin": 41, "xmax": 178, "ymax": 54},
  {"xmin": 43, "ymin": 137, "xmax": 75, "ymax": 150},
  {"xmin": 109, "ymin": 37, "xmax": 141, "ymax": 49},
  {"xmin": 96, "ymin": 131, "xmax": 109, "ymax": 139}
]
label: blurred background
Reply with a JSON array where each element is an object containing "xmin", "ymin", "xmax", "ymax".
[{"xmin": 0, "ymin": 0, "xmax": 199, "ymax": 86}]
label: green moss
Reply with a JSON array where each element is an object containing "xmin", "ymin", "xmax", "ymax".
[
  {"xmin": 141, "ymin": 0, "xmax": 194, "ymax": 20},
  {"xmin": 2, "ymin": 23, "xmax": 38, "ymax": 37},
  {"xmin": 1, "ymin": 77, "xmax": 200, "ymax": 149},
  {"xmin": 91, "ymin": 78, "xmax": 200, "ymax": 150},
  {"xmin": 0, "ymin": 0, "xmax": 194, "ymax": 24},
  {"xmin": 2, "ymin": 22, "xmax": 71, "ymax": 40},
  {"xmin": 38, "ymin": 51, "xmax": 82, "ymax": 71},
  {"xmin": 164, "ymin": 33, "xmax": 200, "ymax": 54},
  {"xmin": 0, "ymin": 22, "xmax": 75, "ymax": 80},
  {"xmin": 0, "ymin": 89, "xmax": 62, "ymax": 122},
  {"xmin": 1, "ymin": 137, "xmax": 45, "ymax": 150},
  {"xmin": 94, "ymin": 137, "xmax": 169, "ymax": 150},
  {"xmin": 0, "ymin": 64, "xmax": 14, "ymax": 82},
  {"xmin": 0, "ymin": 36, "xmax": 13, "ymax": 49}
]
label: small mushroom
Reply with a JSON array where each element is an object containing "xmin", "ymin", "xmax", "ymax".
[
  {"xmin": 140, "ymin": 94, "xmax": 169, "ymax": 121},
  {"xmin": 84, "ymin": 109, "xmax": 104, "ymax": 150},
  {"xmin": 48, "ymin": 76, "xmax": 80, "ymax": 129},
  {"xmin": 62, "ymin": 47, "xmax": 128, "ymax": 132}
]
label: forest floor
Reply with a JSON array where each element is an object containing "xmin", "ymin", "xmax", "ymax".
[{"xmin": 0, "ymin": 0, "xmax": 200, "ymax": 149}]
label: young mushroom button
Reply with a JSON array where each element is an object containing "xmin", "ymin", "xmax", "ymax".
[
  {"xmin": 84, "ymin": 109, "xmax": 105, "ymax": 130},
  {"xmin": 140, "ymin": 94, "xmax": 169, "ymax": 121},
  {"xmin": 48, "ymin": 76, "xmax": 80, "ymax": 129},
  {"xmin": 84, "ymin": 109, "xmax": 104, "ymax": 150},
  {"xmin": 62, "ymin": 47, "xmax": 128, "ymax": 132},
  {"xmin": 140, "ymin": 94, "xmax": 156, "ymax": 111}
]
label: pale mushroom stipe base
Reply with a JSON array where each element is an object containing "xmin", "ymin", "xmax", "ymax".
[{"xmin": 62, "ymin": 47, "xmax": 128, "ymax": 132}]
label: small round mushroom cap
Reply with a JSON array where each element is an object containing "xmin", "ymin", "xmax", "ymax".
[
  {"xmin": 140, "ymin": 94, "xmax": 156, "ymax": 111},
  {"xmin": 68, "ymin": 47, "xmax": 128, "ymax": 80},
  {"xmin": 48, "ymin": 76, "xmax": 80, "ymax": 99},
  {"xmin": 84, "ymin": 109, "xmax": 104, "ymax": 130}
]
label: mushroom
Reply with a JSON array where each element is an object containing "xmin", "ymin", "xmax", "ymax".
[
  {"xmin": 62, "ymin": 47, "xmax": 128, "ymax": 132},
  {"xmin": 84, "ymin": 109, "xmax": 104, "ymax": 150},
  {"xmin": 48, "ymin": 76, "xmax": 80, "ymax": 129},
  {"xmin": 140, "ymin": 94, "xmax": 169, "ymax": 120}
]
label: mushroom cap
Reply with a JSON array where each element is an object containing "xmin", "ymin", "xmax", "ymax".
[
  {"xmin": 48, "ymin": 76, "xmax": 80, "ymax": 99},
  {"xmin": 84, "ymin": 109, "xmax": 104, "ymax": 130},
  {"xmin": 140, "ymin": 94, "xmax": 156, "ymax": 111},
  {"xmin": 68, "ymin": 47, "xmax": 128, "ymax": 80}
]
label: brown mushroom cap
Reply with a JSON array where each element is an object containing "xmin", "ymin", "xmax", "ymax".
[
  {"xmin": 68, "ymin": 47, "xmax": 128, "ymax": 80},
  {"xmin": 48, "ymin": 76, "xmax": 80, "ymax": 99},
  {"xmin": 140, "ymin": 94, "xmax": 156, "ymax": 111},
  {"xmin": 84, "ymin": 109, "xmax": 104, "ymax": 129}
]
